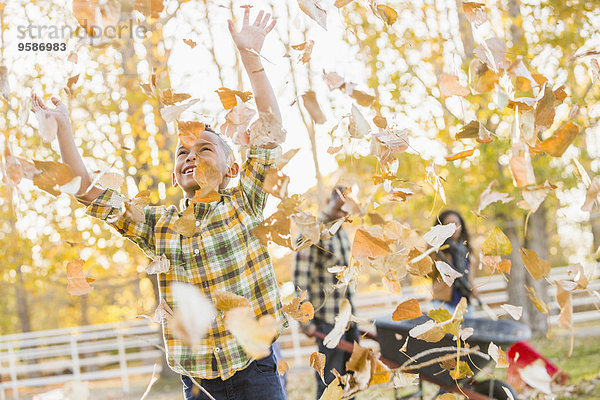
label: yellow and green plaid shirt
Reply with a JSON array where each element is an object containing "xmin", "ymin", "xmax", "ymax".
[{"xmin": 86, "ymin": 146, "xmax": 286, "ymax": 380}]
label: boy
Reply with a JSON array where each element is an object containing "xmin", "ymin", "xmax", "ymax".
[{"xmin": 32, "ymin": 8, "xmax": 286, "ymax": 400}]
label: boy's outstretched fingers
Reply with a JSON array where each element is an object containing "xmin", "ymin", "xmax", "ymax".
[
  {"xmin": 266, "ymin": 18, "xmax": 277, "ymax": 33},
  {"xmin": 253, "ymin": 10, "xmax": 264, "ymax": 26}
]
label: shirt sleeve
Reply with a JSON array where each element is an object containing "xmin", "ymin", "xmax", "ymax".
[
  {"xmin": 239, "ymin": 146, "xmax": 281, "ymax": 216},
  {"xmin": 86, "ymin": 188, "xmax": 159, "ymax": 259}
]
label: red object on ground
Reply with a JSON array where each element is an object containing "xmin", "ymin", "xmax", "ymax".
[{"xmin": 507, "ymin": 341, "xmax": 569, "ymax": 387}]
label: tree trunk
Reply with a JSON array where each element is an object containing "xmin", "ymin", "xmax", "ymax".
[
  {"xmin": 590, "ymin": 211, "xmax": 600, "ymax": 260},
  {"xmin": 15, "ymin": 265, "xmax": 31, "ymax": 333},
  {"xmin": 454, "ymin": 0, "xmax": 475, "ymax": 59},
  {"xmin": 524, "ymin": 206, "xmax": 550, "ymax": 334},
  {"xmin": 503, "ymin": 217, "xmax": 532, "ymax": 326}
]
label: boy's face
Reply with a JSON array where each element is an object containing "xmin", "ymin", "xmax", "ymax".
[{"xmin": 173, "ymin": 130, "xmax": 237, "ymax": 198}]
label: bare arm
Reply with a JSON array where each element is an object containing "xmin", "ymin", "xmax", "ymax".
[
  {"xmin": 31, "ymin": 94, "xmax": 103, "ymax": 205},
  {"xmin": 228, "ymin": 8, "xmax": 281, "ymax": 123}
]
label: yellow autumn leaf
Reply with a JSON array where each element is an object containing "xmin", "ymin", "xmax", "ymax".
[
  {"xmin": 310, "ymin": 351, "xmax": 327, "ymax": 381},
  {"xmin": 481, "ymin": 227, "xmax": 512, "ymax": 256},
  {"xmin": 213, "ymin": 291, "xmax": 251, "ymax": 311},
  {"xmin": 352, "ymin": 228, "xmax": 391, "ymax": 260},
  {"xmin": 224, "ymin": 307, "xmax": 279, "ymax": 359}
]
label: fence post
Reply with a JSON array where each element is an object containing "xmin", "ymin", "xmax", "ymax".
[
  {"xmin": 7, "ymin": 344, "xmax": 18, "ymax": 400},
  {"xmin": 70, "ymin": 336, "xmax": 81, "ymax": 380},
  {"xmin": 289, "ymin": 320, "xmax": 302, "ymax": 367},
  {"xmin": 0, "ymin": 342, "xmax": 6, "ymax": 400},
  {"xmin": 116, "ymin": 330, "xmax": 130, "ymax": 392}
]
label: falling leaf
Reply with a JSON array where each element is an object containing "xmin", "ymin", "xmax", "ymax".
[
  {"xmin": 66, "ymin": 259, "xmax": 94, "ymax": 296},
  {"xmin": 32, "ymin": 160, "xmax": 75, "ymax": 197},
  {"xmin": 264, "ymin": 168, "xmax": 290, "ymax": 199},
  {"xmin": 310, "ymin": 351, "xmax": 327, "ymax": 381},
  {"xmin": 518, "ymin": 180, "xmax": 556, "ymax": 212},
  {"xmin": 124, "ymin": 201, "xmax": 145, "ymax": 223},
  {"xmin": 435, "ymin": 261, "xmax": 463, "ymax": 287},
  {"xmin": 481, "ymin": 227, "xmax": 512, "ymax": 256},
  {"xmin": 348, "ymin": 104, "xmax": 371, "ymax": 138},
  {"xmin": 323, "ymin": 71, "xmax": 346, "ymax": 90},
  {"xmin": 291, "ymin": 40, "xmax": 315, "ymax": 64},
  {"xmin": 352, "ymin": 228, "xmax": 391, "ymax": 260},
  {"xmin": 437, "ymin": 394, "xmax": 458, "ymax": 400},
  {"xmin": 224, "ymin": 307, "xmax": 279, "ymax": 358},
  {"xmin": 501, "ymin": 304, "xmax": 523, "ymax": 320},
  {"xmin": 509, "ymin": 144, "xmax": 536, "ymax": 187},
  {"xmin": 374, "ymin": 129, "xmax": 409, "ymax": 153},
  {"xmin": 214, "ymin": 291, "xmax": 251, "ymax": 311},
  {"xmin": 216, "ymin": 88, "xmax": 253, "ymax": 110},
  {"xmin": 476, "ymin": 180, "xmax": 513, "ymax": 213},
  {"xmin": 445, "ymin": 148, "xmax": 475, "ymax": 161},
  {"xmin": 171, "ymin": 282, "xmax": 216, "ymax": 347},
  {"xmin": 65, "ymin": 74, "xmax": 80, "ymax": 95},
  {"xmin": 482, "ymin": 256, "xmax": 512, "ymax": 274},
  {"xmin": 409, "ymin": 319, "xmax": 445, "ymax": 343},
  {"xmin": 221, "ymin": 100, "xmax": 256, "ymax": 145},
  {"xmin": 334, "ymin": 0, "xmax": 353, "ymax": 7},
  {"xmin": 350, "ymin": 89, "xmax": 376, "ymax": 106},
  {"xmin": 408, "ymin": 249, "xmax": 433, "ymax": 276},
  {"xmin": 520, "ymin": 248, "xmax": 551, "ymax": 280},
  {"xmin": 534, "ymin": 84, "xmax": 556, "ymax": 133},
  {"xmin": 526, "ymin": 286, "xmax": 549, "ymax": 314},
  {"xmin": 372, "ymin": 4, "xmax": 398, "ymax": 25},
  {"xmin": 455, "ymin": 120, "xmax": 493, "ymax": 143},
  {"xmin": 298, "ymin": 0, "xmax": 327, "ymax": 30},
  {"xmin": 34, "ymin": 108, "xmax": 58, "ymax": 142},
  {"xmin": 249, "ymin": 111, "xmax": 286, "ymax": 147},
  {"xmin": 277, "ymin": 359, "xmax": 289, "ymax": 376},
  {"xmin": 193, "ymin": 159, "xmax": 221, "ymax": 199},
  {"xmin": 392, "ymin": 299, "xmax": 422, "ymax": 321},
  {"xmin": 153, "ymin": 297, "xmax": 175, "ymax": 323},
  {"xmin": 438, "ymin": 73, "xmax": 470, "ymax": 97},
  {"xmin": 134, "ymin": 0, "xmax": 164, "ymax": 18},
  {"xmin": 518, "ymin": 359, "xmax": 552, "ymax": 394},
  {"xmin": 177, "ymin": 121, "xmax": 205, "ymax": 148},
  {"xmin": 424, "ymin": 223, "xmax": 456, "ymax": 249},
  {"xmin": 173, "ymin": 205, "xmax": 197, "ymax": 237},
  {"xmin": 72, "ymin": 0, "xmax": 121, "ymax": 37},
  {"xmin": 282, "ymin": 296, "xmax": 314, "ymax": 322},
  {"xmin": 556, "ymin": 282, "xmax": 572, "ymax": 329},
  {"xmin": 474, "ymin": 37, "xmax": 510, "ymax": 72},
  {"xmin": 323, "ymin": 299, "xmax": 352, "ymax": 349},
  {"xmin": 507, "ymin": 57, "xmax": 539, "ymax": 90},
  {"xmin": 183, "ymin": 38, "xmax": 196, "ymax": 48},
  {"xmin": 462, "ymin": 1, "xmax": 486, "ymax": 26},
  {"xmin": 145, "ymin": 254, "xmax": 170, "ymax": 274},
  {"xmin": 449, "ymin": 361, "xmax": 474, "ymax": 380},
  {"xmin": 373, "ymin": 116, "xmax": 387, "ymax": 129},
  {"xmin": 302, "ymin": 90, "xmax": 327, "ymax": 124},
  {"xmin": 160, "ymin": 89, "xmax": 191, "ymax": 106},
  {"xmin": 160, "ymin": 99, "xmax": 200, "ymax": 123},
  {"xmin": 537, "ymin": 122, "xmax": 579, "ymax": 157},
  {"xmin": 4, "ymin": 155, "xmax": 38, "ymax": 185},
  {"xmin": 582, "ymin": 177, "xmax": 600, "ymax": 212},
  {"xmin": 318, "ymin": 377, "xmax": 343, "ymax": 400},
  {"xmin": 488, "ymin": 341, "xmax": 509, "ymax": 368}
]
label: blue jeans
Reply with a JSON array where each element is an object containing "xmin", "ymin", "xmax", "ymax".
[{"xmin": 181, "ymin": 349, "xmax": 285, "ymax": 400}]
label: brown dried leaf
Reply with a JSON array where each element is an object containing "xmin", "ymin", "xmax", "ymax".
[
  {"xmin": 350, "ymin": 89, "xmax": 376, "ymax": 107},
  {"xmin": 509, "ymin": 144, "xmax": 536, "ymax": 187},
  {"xmin": 526, "ymin": 285, "xmax": 549, "ymax": 314},
  {"xmin": 462, "ymin": 1, "xmax": 486, "ymax": 27},
  {"xmin": 298, "ymin": 0, "xmax": 327, "ymax": 30},
  {"xmin": 520, "ymin": 248, "xmax": 551, "ymax": 280},
  {"xmin": 160, "ymin": 89, "xmax": 191, "ymax": 106},
  {"xmin": 145, "ymin": 254, "xmax": 170, "ymax": 275},
  {"xmin": 556, "ymin": 282, "xmax": 572, "ymax": 329},
  {"xmin": 474, "ymin": 37, "xmax": 510, "ymax": 72},
  {"xmin": 173, "ymin": 205, "xmax": 197, "ymax": 237},
  {"xmin": 183, "ymin": 38, "xmax": 196, "ymax": 48},
  {"xmin": 302, "ymin": 90, "xmax": 327, "ymax": 124},
  {"xmin": 292, "ymin": 40, "xmax": 315, "ymax": 64},
  {"xmin": 534, "ymin": 84, "xmax": 556, "ymax": 133},
  {"xmin": 438, "ymin": 74, "xmax": 470, "ymax": 97},
  {"xmin": 249, "ymin": 111, "xmax": 286, "ymax": 147},
  {"xmin": 264, "ymin": 168, "xmax": 290, "ymax": 199},
  {"xmin": 224, "ymin": 306, "xmax": 278, "ymax": 358},
  {"xmin": 455, "ymin": 120, "xmax": 493, "ymax": 144},
  {"xmin": 134, "ymin": 0, "xmax": 164, "ymax": 18},
  {"xmin": 352, "ymin": 228, "xmax": 391, "ymax": 260},
  {"xmin": 445, "ymin": 148, "xmax": 475, "ymax": 161},
  {"xmin": 373, "ymin": 4, "xmax": 398, "ymax": 25},
  {"xmin": 476, "ymin": 180, "xmax": 513, "ymax": 213},
  {"xmin": 468, "ymin": 59, "xmax": 498, "ymax": 94},
  {"xmin": 277, "ymin": 359, "xmax": 289, "ymax": 376},
  {"xmin": 310, "ymin": 352, "xmax": 327, "ymax": 381},
  {"xmin": 537, "ymin": 122, "xmax": 579, "ymax": 157},
  {"xmin": 32, "ymin": 160, "xmax": 75, "ymax": 197},
  {"xmin": 177, "ymin": 121, "xmax": 205, "ymax": 148},
  {"xmin": 214, "ymin": 291, "xmax": 251, "ymax": 311}
]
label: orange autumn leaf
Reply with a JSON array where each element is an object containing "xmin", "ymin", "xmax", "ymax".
[
  {"xmin": 310, "ymin": 351, "xmax": 327, "ymax": 381},
  {"xmin": 445, "ymin": 148, "xmax": 475, "ymax": 161},
  {"xmin": 373, "ymin": 116, "xmax": 388, "ymax": 129},
  {"xmin": 177, "ymin": 121, "xmax": 205, "ymax": 148},
  {"xmin": 520, "ymin": 248, "xmax": 551, "ymax": 280},
  {"xmin": 66, "ymin": 259, "xmax": 94, "ymax": 296},
  {"xmin": 215, "ymin": 88, "xmax": 253, "ymax": 110},
  {"xmin": 160, "ymin": 89, "xmax": 191, "ymax": 106},
  {"xmin": 537, "ymin": 122, "xmax": 579, "ymax": 157},
  {"xmin": 392, "ymin": 299, "xmax": 422, "ymax": 321},
  {"xmin": 352, "ymin": 228, "xmax": 391, "ymax": 260},
  {"xmin": 183, "ymin": 38, "xmax": 196, "ymax": 48},
  {"xmin": 277, "ymin": 359, "xmax": 289, "ymax": 376},
  {"xmin": 373, "ymin": 4, "xmax": 398, "ymax": 25}
]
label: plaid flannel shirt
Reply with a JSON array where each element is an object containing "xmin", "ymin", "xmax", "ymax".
[
  {"xmin": 86, "ymin": 146, "xmax": 286, "ymax": 380},
  {"xmin": 294, "ymin": 226, "xmax": 355, "ymax": 325}
]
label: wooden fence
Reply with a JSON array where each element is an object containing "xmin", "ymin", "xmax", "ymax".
[{"xmin": 1, "ymin": 265, "xmax": 598, "ymax": 399}]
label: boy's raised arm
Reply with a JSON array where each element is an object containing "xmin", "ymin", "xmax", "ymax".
[
  {"xmin": 228, "ymin": 8, "xmax": 281, "ymax": 126},
  {"xmin": 31, "ymin": 94, "xmax": 104, "ymax": 205}
]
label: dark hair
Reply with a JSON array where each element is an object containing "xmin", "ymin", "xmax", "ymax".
[
  {"xmin": 205, "ymin": 125, "xmax": 232, "ymax": 155},
  {"xmin": 330, "ymin": 185, "xmax": 347, "ymax": 201},
  {"xmin": 435, "ymin": 209, "xmax": 471, "ymax": 252}
]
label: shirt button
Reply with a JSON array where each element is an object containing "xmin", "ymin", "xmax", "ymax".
[
  {"xmin": 194, "ymin": 248, "xmax": 199, "ymax": 255},
  {"xmin": 214, "ymin": 347, "xmax": 221, "ymax": 353},
  {"xmin": 195, "ymin": 220, "xmax": 201, "ymax": 227}
]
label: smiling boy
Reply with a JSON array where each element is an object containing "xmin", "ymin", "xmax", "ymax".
[{"xmin": 32, "ymin": 8, "xmax": 286, "ymax": 400}]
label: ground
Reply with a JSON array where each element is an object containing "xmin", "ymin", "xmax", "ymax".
[{"xmin": 23, "ymin": 332, "xmax": 600, "ymax": 400}]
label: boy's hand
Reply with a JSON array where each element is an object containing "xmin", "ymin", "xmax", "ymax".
[
  {"xmin": 228, "ymin": 8, "xmax": 277, "ymax": 56},
  {"xmin": 31, "ymin": 94, "xmax": 70, "ymax": 130}
]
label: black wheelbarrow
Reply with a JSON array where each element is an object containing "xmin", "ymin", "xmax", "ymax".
[{"xmin": 313, "ymin": 315, "xmax": 531, "ymax": 400}]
